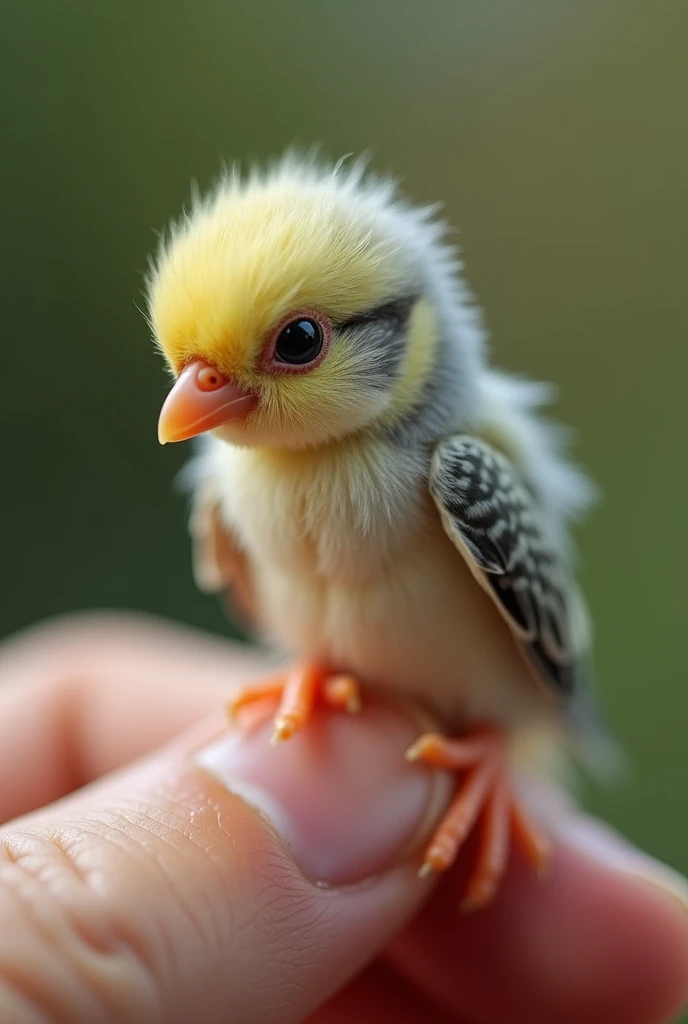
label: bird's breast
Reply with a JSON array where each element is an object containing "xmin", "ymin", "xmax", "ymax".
[
  {"xmin": 206, "ymin": 436, "xmax": 547, "ymax": 729},
  {"xmin": 209, "ymin": 435, "xmax": 429, "ymax": 582},
  {"xmin": 251, "ymin": 520, "xmax": 546, "ymax": 729}
]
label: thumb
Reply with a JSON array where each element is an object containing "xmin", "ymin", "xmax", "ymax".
[{"xmin": 0, "ymin": 699, "xmax": 451, "ymax": 1024}]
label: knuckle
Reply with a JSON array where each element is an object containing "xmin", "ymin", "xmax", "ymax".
[
  {"xmin": 3, "ymin": 610, "xmax": 172, "ymax": 667},
  {"xmin": 0, "ymin": 830, "xmax": 162, "ymax": 1024}
]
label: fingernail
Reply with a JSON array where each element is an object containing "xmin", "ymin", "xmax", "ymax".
[
  {"xmin": 563, "ymin": 815, "xmax": 688, "ymax": 914},
  {"xmin": 196, "ymin": 701, "xmax": 452, "ymax": 886}
]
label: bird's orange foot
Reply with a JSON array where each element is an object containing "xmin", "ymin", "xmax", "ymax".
[
  {"xmin": 406, "ymin": 726, "xmax": 552, "ymax": 909},
  {"xmin": 227, "ymin": 662, "xmax": 362, "ymax": 744}
]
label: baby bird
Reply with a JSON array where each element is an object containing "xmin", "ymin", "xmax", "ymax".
[{"xmin": 148, "ymin": 154, "xmax": 613, "ymax": 907}]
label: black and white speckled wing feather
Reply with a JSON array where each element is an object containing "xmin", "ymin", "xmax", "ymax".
[{"xmin": 429, "ymin": 434, "xmax": 592, "ymax": 704}]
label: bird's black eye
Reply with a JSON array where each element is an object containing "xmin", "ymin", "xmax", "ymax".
[{"xmin": 274, "ymin": 318, "xmax": 323, "ymax": 365}]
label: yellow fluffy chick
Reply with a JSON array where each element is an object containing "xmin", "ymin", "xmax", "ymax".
[{"xmin": 148, "ymin": 153, "xmax": 615, "ymax": 907}]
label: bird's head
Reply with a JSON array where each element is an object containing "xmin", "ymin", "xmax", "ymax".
[{"xmin": 149, "ymin": 155, "xmax": 476, "ymax": 450}]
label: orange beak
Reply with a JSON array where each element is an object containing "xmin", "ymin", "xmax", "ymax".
[{"xmin": 157, "ymin": 360, "xmax": 258, "ymax": 444}]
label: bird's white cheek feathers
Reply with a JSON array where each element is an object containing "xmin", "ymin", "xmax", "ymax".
[
  {"xmin": 213, "ymin": 344, "xmax": 394, "ymax": 450},
  {"xmin": 212, "ymin": 390, "xmax": 389, "ymax": 450}
]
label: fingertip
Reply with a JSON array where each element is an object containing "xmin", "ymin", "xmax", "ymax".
[
  {"xmin": 561, "ymin": 814, "xmax": 688, "ymax": 919},
  {"xmin": 0, "ymin": 698, "xmax": 450, "ymax": 1024},
  {"xmin": 389, "ymin": 820, "xmax": 688, "ymax": 1024},
  {"xmin": 195, "ymin": 699, "xmax": 453, "ymax": 885},
  {"xmin": 558, "ymin": 819, "xmax": 688, "ymax": 1023}
]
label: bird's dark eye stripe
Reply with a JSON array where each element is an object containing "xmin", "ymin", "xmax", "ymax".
[{"xmin": 336, "ymin": 296, "xmax": 417, "ymax": 332}]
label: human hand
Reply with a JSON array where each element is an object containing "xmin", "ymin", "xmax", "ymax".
[{"xmin": 0, "ymin": 613, "xmax": 686, "ymax": 1023}]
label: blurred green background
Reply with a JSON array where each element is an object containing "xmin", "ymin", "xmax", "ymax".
[{"xmin": 1, "ymin": 0, "xmax": 686, "ymax": 888}]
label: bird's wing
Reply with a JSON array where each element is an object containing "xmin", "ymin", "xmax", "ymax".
[
  {"xmin": 189, "ymin": 481, "xmax": 258, "ymax": 630},
  {"xmin": 429, "ymin": 434, "xmax": 592, "ymax": 705}
]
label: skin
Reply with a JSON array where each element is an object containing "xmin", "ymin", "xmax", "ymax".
[{"xmin": 0, "ymin": 612, "xmax": 686, "ymax": 1023}]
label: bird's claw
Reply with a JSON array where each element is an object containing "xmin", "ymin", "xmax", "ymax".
[{"xmin": 230, "ymin": 664, "xmax": 364, "ymax": 744}]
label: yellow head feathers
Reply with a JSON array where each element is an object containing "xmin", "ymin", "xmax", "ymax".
[
  {"xmin": 149, "ymin": 158, "xmax": 411, "ymax": 374},
  {"xmin": 147, "ymin": 154, "xmax": 458, "ymax": 449}
]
